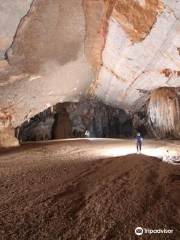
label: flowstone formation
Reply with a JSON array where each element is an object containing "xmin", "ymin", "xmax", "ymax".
[
  {"xmin": 0, "ymin": 0, "xmax": 180, "ymax": 146},
  {"xmin": 148, "ymin": 87, "xmax": 180, "ymax": 139}
]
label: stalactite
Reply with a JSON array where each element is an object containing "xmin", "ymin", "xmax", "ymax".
[{"xmin": 148, "ymin": 87, "xmax": 180, "ymax": 139}]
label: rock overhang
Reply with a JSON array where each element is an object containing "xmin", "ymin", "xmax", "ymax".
[{"xmin": 0, "ymin": 0, "xmax": 179, "ymax": 133}]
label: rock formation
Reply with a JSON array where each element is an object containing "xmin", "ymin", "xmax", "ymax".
[
  {"xmin": 0, "ymin": 110, "xmax": 18, "ymax": 147},
  {"xmin": 19, "ymin": 99, "xmax": 134, "ymax": 141},
  {"xmin": 65, "ymin": 99, "xmax": 133, "ymax": 138},
  {"xmin": 0, "ymin": 0, "xmax": 180, "ymax": 146},
  {"xmin": 52, "ymin": 104, "xmax": 73, "ymax": 139},
  {"xmin": 17, "ymin": 107, "xmax": 54, "ymax": 142},
  {"xmin": 148, "ymin": 87, "xmax": 180, "ymax": 138},
  {"xmin": 0, "ymin": 0, "xmax": 33, "ymax": 60}
]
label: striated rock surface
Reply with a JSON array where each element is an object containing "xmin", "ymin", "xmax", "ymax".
[
  {"xmin": 17, "ymin": 108, "xmax": 54, "ymax": 142},
  {"xmin": 0, "ymin": 0, "xmax": 180, "ymax": 145},
  {"xmin": 148, "ymin": 87, "xmax": 180, "ymax": 138}
]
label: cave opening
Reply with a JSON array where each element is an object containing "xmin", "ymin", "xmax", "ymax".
[
  {"xmin": 15, "ymin": 87, "xmax": 180, "ymax": 144},
  {"xmin": 16, "ymin": 98, "xmax": 149, "ymax": 143}
]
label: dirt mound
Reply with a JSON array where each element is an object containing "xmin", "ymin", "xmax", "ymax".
[{"xmin": 0, "ymin": 148, "xmax": 180, "ymax": 239}]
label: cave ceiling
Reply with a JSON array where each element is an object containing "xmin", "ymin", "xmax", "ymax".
[{"xmin": 0, "ymin": 0, "xmax": 179, "ymax": 127}]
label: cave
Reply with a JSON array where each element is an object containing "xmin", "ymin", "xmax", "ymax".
[
  {"xmin": 0, "ymin": 1, "xmax": 180, "ymax": 239},
  {"xmin": 16, "ymin": 98, "xmax": 137, "ymax": 142}
]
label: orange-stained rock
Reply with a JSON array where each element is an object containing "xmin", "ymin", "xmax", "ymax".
[
  {"xmin": 83, "ymin": 0, "xmax": 116, "ymax": 70},
  {"xmin": 112, "ymin": 0, "xmax": 163, "ymax": 42},
  {"xmin": 0, "ymin": 110, "xmax": 19, "ymax": 147},
  {"xmin": 0, "ymin": 127, "xmax": 19, "ymax": 147}
]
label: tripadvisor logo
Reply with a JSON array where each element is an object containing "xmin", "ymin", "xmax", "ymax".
[
  {"xmin": 135, "ymin": 227, "xmax": 143, "ymax": 236},
  {"xmin": 135, "ymin": 227, "xmax": 173, "ymax": 236}
]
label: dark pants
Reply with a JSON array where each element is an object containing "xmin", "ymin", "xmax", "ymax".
[{"xmin": 137, "ymin": 141, "xmax": 142, "ymax": 152}]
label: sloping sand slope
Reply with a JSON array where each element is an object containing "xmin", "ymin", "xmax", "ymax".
[{"xmin": 0, "ymin": 140, "xmax": 179, "ymax": 239}]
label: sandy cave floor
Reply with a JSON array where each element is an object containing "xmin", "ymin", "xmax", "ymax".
[{"xmin": 0, "ymin": 139, "xmax": 180, "ymax": 240}]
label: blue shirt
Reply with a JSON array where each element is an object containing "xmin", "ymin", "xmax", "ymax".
[{"xmin": 136, "ymin": 136, "xmax": 143, "ymax": 143}]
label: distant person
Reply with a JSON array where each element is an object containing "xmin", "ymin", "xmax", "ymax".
[
  {"xmin": 85, "ymin": 130, "xmax": 90, "ymax": 138},
  {"xmin": 136, "ymin": 132, "xmax": 143, "ymax": 153}
]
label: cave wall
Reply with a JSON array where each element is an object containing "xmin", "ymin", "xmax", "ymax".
[
  {"xmin": 54, "ymin": 99, "xmax": 134, "ymax": 138},
  {"xmin": 17, "ymin": 108, "xmax": 54, "ymax": 142},
  {"xmin": 18, "ymin": 99, "xmax": 135, "ymax": 142}
]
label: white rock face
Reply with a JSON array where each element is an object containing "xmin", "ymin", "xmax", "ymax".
[
  {"xmin": 91, "ymin": 0, "xmax": 180, "ymax": 111},
  {"xmin": 0, "ymin": 0, "xmax": 33, "ymax": 59}
]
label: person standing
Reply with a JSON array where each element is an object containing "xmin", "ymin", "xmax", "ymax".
[
  {"xmin": 136, "ymin": 132, "xmax": 143, "ymax": 153},
  {"xmin": 85, "ymin": 129, "xmax": 90, "ymax": 138}
]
